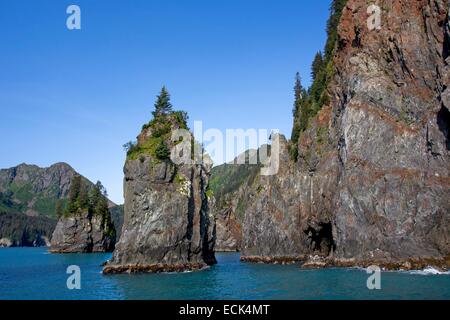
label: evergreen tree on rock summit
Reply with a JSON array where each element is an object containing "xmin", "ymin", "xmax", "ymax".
[{"xmin": 152, "ymin": 86, "xmax": 173, "ymax": 117}]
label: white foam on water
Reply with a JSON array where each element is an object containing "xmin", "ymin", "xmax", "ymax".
[{"xmin": 408, "ymin": 266, "xmax": 450, "ymax": 276}]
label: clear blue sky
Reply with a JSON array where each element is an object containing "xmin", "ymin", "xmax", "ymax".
[{"xmin": 0, "ymin": 0, "xmax": 330, "ymax": 204}]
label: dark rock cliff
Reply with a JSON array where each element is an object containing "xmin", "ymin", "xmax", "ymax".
[
  {"xmin": 50, "ymin": 210, "xmax": 116, "ymax": 253},
  {"xmin": 241, "ymin": 0, "xmax": 450, "ymax": 269},
  {"xmin": 104, "ymin": 113, "xmax": 216, "ymax": 273}
]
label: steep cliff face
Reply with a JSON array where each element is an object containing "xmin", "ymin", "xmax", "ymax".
[
  {"xmin": 50, "ymin": 211, "xmax": 115, "ymax": 253},
  {"xmin": 240, "ymin": 135, "xmax": 310, "ymax": 263},
  {"xmin": 241, "ymin": 0, "xmax": 450, "ymax": 268},
  {"xmin": 104, "ymin": 112, "xmax": 216, "ymax": 273},
  {"xmin": 214, "ymin": 206, "xmax": 243, "ymax": 252}
]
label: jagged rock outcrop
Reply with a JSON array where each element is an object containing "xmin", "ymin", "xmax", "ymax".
[
  {"xmin": 50, "ymin": 211, "xmax": 116, "ymax": 253},
  {"xmin": 50, "ymin": 175, "xmax": 116, "ymax": 253},
  {"xmin": 104, "ymin": 110, "xmax": 216, "ymax": 273},
  {"xmin": 240, "ymin": 135, "xmax": 309, "ymax": 263},
  {"xmin": 241, "ymin": 0, "xmax": 450, "ymax": 269}
]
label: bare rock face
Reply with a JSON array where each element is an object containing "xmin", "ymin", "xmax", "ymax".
[
  {"xmin": 104, "ymin": 119, "xmax": 216, "ymax": 273},
  {"xmin": 50, "ymin": 211, "xmax": 115, "ymax": 253},
  {"xmin": 241, "ymin": 0, "xmax": 450, "ymax": 268},
  {"xmin": 214, "ymin": 207, "xmax": 242, "ymax": 252},
  {"xmin": 241, "ymin": 135, "xmax": 308, "ymax": 262}
]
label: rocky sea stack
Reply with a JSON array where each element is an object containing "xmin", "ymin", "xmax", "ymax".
[
  {"xmin": 103, "ymin": 87, "xmax": 216, "ymax": 274},
  {"xmin": 50, "ymin": 176, "xmax": 116, "ymax": 253}
]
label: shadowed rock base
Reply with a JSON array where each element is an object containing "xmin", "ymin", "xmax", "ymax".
[
  {"xmin": 301, "ymin": 255, "xmax": 450, "ymax": 271},
  {"xmin": 103, "ymin": 262, "xmax": 207, "ymax": 274},
  {"xmin": 49, "ymin": 247, "xmax": 112, "ymax": 254},
  {"xmin": 241, "ymin": 254, "xmax": 450, "ymax": 271},
  {"xmin": 240, "ymin": 255, "xmax": 306, "ymax": 265}
]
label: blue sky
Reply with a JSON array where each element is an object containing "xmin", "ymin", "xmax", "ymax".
[{"xmin": 0, "ymin": 0, "xmax": 330, "ymax": 204}]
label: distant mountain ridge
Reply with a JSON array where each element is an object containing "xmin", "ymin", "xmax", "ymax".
[
  {"xmin": 0, "ymin": 162, "xmax": 116, "ymax": 218},
  {"xmin": 0, "ymin": 162, "xmax": 123, "ymax": 247}
]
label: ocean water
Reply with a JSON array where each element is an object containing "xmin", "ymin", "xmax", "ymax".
[{"xmin": 0, "ymin": 248, "xmax": 449, "ymax": 300}]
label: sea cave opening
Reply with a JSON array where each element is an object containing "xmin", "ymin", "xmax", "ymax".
[{"xmin": 304, "ymin": 222, "xmax": 336, "ymax": 256}]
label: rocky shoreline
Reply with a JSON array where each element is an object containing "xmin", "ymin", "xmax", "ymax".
[
  {"xmin": 241, "ymin": 254, "xmax": 450, "ymax": 272},
  {"xmin": 240, "ymin": 255, "xmax": 306, "ymax": 265},
  {"xmin": 103, "ymin": 262, "xmax": 208, "ymax": 274},
  {"xmin": 312, "ymin": 256, "xmax": 450, "ymax": 272}
]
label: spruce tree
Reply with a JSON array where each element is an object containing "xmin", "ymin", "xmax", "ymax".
[
  {"xmin": 68, "ymin": 175, "xmax": 81, "ymax": 203},
  {"xmin": 89, "ymin": 181, "xmax": 104, "ymax": 214},
  {"xmin": 311, "ymin": 51, "xmax": 324, "ymax": 81},
  {"xmin": 293, "ymin": 72, "xmax": 303, "ymax": 117},
  {"xmin": 78, "ymin": 185, "xmax": 89, "ymax": 209},
  {"xmin": 290, "ymin": 73, "xmax": 305, "ymax": 161},
  {"xmin": 66, "ymin": 175, "xmax": 81, "ymax": 215},
  {"xmin": 152, "ymin": 86, "xmax": 173, "ymax": 117}
]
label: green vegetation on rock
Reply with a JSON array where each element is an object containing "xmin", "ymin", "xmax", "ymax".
[
  {"xmin": 209, "ymin": 150, "xmax": 262, "ymax": 210},
  {"xmin": 124, "ymin": 87, "xmax": 189, "ymax": 161},
  {"xmin": 290, "ymin": 0, "xmax": 348, "ymax": 161}
]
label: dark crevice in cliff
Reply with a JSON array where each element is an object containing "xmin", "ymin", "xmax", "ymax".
[
  {"xmin": 304, "ymin": 222, "xmax": 336, "ymax": 256},
  {"xmin": 200, "ymin": 168, "xmax": 216, "ymax": 265},
  {"xmin": 352, "ymin": 26, "xmax": 362, "ymax": 48},
  {"xmin": 185, "ymin": 168, "xmax": 195, "ymax": 261},
  {"xmin": 86, "ymin": 234, "xmax": 94, "ymax": 253},
  {"xmin": 443, "ymin": 23, "xmax": 449, "ymax": 60},
  {"xmin": 437, "ymin": 105, "xmax": 450, "ymax": 150}
]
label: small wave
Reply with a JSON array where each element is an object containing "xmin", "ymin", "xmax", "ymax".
[{"xmin": 408, "ymin": 267, "xmax": 450, "ymax": 275}]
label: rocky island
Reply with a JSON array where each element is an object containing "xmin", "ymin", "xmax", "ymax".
[
  {"xmin": 50, "ymin": 176, "xmax": 116, "ymax": 253},
  {"xmin": 103, "ymin": 87, "xmax": 216, "ymax": 274}
]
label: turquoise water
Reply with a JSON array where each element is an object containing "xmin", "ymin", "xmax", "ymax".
[{"xmin": 0, "ymin": 248, "xmax": 449, "ymax": 300}]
